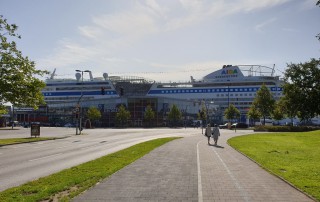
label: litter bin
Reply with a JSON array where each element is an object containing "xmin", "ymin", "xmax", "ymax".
[{"xmin": 31, "ymin": 123, "xmax": 40, "ymax": 137}]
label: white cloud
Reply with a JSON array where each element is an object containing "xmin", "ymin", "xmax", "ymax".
[
  {"xmin": 239, "ymin": 0, "xmax": 291, "ymax": 12},
  {"xmin": 255, "ymin": 17, "xmax": 277, "ymax": 32},
  {"xmin": 37, "ymin": 0, "xmax": 294, "ymax": 80},
  {"xmin": 38, "ymin": 39, "xmax": 98, "ymax": 68},
  {"xmin": 145, "ymin": 0, "xmax": 168, "ymax": 18},
  {"xmin": 92, "ymin": 12, "xmax": 157, "ymax": 37},
  {"xmin": 78, "ymin": 26, "xmax": 103, "ymax": 39}
]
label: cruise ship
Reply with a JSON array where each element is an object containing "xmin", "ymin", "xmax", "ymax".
[
  {"xmin": 147, "ymin": 64, "xmax": 283, "ymax": 114},
  {"xmin": 41, "ymin": 65, "xmax": 283, "ymax": 124},
  {"xmin": 42, "ymin": 69, "xmax": 119, "ymax": 105},
  {"xmin": 43, "ymin": 65, "xmax": 283, "ymax": 106}
]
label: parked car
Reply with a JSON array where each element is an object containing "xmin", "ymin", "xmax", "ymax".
[
  {"xmin": 219, "ymin": 123, "xmax": 228, "ymax": 129},
  {"xmin": 64, "ymin": 123, "xmax": 74, "ymax": 127},
  {"xmin": 7, "ymin": 121, "xmax": 19, "ymax": 127},
  {"xmin": 231, "ymin": 123, "xmax": 248, "ymax": 128},
  {"xmin": 21, "ymin": 123, "xmax": 30, "ymax": 128}
]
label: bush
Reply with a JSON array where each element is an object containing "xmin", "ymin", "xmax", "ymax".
[{"xmin": 254, "ymin": 125, "xmax": 319, "ymax": 132}]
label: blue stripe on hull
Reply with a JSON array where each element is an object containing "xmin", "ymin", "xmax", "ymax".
[
  {"xmin": 46, "ymin": 82, "xmax": 110, "ymax": 86},
  {"xmin": 147, "ymin": 87, "xmax": 283, "ymax": 95},
  {"xmin": 43, "ymin": 91, "xmax": 118, "ymax": 96}
]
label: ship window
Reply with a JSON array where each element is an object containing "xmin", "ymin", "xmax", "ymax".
[
  {"xmin": 56, "ymin": 86, "xmax": 111, "ymax": 91},
  {"xmin": 193, "ymin": 81, "xmax": 276, "ymax": 87}
]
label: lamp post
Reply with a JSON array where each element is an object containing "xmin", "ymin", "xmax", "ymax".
[
  {"xmin": 227, "ymin": 79, "xmax": 230, "ymax": 107},
  {"xmin": 202, "ymin": 99, "xmax": 214, "ymax": 125},
  {"xmin": 75, "ymin": 69, "xmax": 91, "ymax": 135},
  {"xmin": 184, "ymin": 105, "xmax": 189, "ymax": 129}
]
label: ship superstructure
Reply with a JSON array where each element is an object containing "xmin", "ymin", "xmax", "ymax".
[
  {"xmin": 147, "ymin": 65, "xmax": 283, "ymax": 118},
  {"xmin": 41, "ymin": 65, "xmax": 284, "ymax": 123},
  {"xmin": 42, "ymin": 70, "xmax": 119, "ymax": 105}
]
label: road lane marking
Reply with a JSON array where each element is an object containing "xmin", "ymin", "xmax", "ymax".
[
  {"xmin": 28, "ymin": 153, "xmax": 63, "ymax": 162},
  {"xmin": 211, "ymin": 147, "xmax": 250, "ymax": 202},
  {"xmin": 197, "ymin": 140, "xmax": 203, "ymax": 202},
  {"xmin": 57, "ymin": 145, "xmax": 72, "ymax": 149}
]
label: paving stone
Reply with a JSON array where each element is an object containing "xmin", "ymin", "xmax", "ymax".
[{"xmin": 73, "ymin": 132, "xmax": 314, "ymax": 202}]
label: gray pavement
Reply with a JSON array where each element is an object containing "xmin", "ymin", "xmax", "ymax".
[
  {"xmin": 73, "ymin": 130, "xmax": 314, "ymax": 202},
  {"xmin": 0, "ymin": 126, "xmax": 75, "ymax": 139}
]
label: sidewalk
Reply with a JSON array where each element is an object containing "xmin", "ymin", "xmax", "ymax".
[{"xmin": 73, "ymin": 132, "xmax": 314, "ymax": 202}]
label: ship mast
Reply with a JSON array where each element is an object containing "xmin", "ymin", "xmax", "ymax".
[{"xmin": 50, "ymin": 68, "xmax": 56, "ymax": 79}]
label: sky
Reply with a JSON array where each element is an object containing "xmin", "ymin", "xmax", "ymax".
[{"xmin": 1, "ymin": 0, "xmax": 319, "ymax": 82}]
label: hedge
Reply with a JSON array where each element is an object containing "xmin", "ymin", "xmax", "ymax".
[{"xmin": 253, "ymin": 125, "xmax": 319, "ymax": 132}]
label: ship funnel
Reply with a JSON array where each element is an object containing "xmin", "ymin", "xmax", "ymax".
[
  {"xmin": 89, "ymin": 71, "xmax": 93, "ymax": 81},
  {"xmin": 103, "ymin": 73, "xmax": 108, "ymax": 80},
  {"xmin": 75, "ymin": 73, "xmax": 81, "ymax": 81}
]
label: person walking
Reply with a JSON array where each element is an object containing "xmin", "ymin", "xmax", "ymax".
[
  {"xmin": 205, "ymin": 124, "xmax": 212, "ymax": 145},
  {"xmin": 212, "ymin": 124, "xmax": 220, "ymax": 145}
]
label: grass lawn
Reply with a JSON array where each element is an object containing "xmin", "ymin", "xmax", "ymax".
[
  {"xmin": 228, "ymin": 130, "xmax": 320, "ymax": 201},
  {"xmin": 0, "ymin": 137, "xmax": 180, "ymax": 201},
  {"xmin": 0, "ymin": 137, "xmax": 59, "ymax": 146}
]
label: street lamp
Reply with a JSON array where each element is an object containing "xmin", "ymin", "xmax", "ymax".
[
  {"xmin": 227, "ymin": 79, "xmax": 230, "ymax": 107},
  {"xmin": 202, "ymin": 99, "xmax": 214, "ymax": 125},
  {"xmin": 75, "ymin": 70, "xmax": 91, "ymax": 135}
]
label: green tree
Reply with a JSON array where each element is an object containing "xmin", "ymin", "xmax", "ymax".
[
  {"xmin": 0, "ymin": 105, "xmax": 7, "ymax": 115},
  {"xmin": 283, "ymin": 59, "xmax": 320, "ymax": 122},
  {"xmin": 247, "ymin": 104, "xmax": 261, "ymax": 126},
  {"xmin": 144, "ymin": 105, "xmax": 155, "ymax": 127},
  {"xmin": 87, "ymin": 107, "xmax": 101, "ymax": 128},
  {"xmin": 168, "ymin": 104, "xmax": 181, "ymax": 127},
  {"xmin": 115, "ymin": 105, "xmax": 131, "ymax": 127},
  {"xmin": 253, "ymin": 84, "xmax": 275, "ymax": 125},
  {"xmin": 271, "ymin": 100, "xmax": 285, "ymax": 123},
  {"xmin": 0, "ymin": 15, "xmax": 48, "ymax": 109},
  {"xmin": 224, "ymin": 104, "xmax": 240, "ymax": 123},
  {"xmin": 278, "ymin": 89, "xmax": 300, "ymax": 125}
]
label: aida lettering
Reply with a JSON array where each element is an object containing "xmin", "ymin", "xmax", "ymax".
[{"xmin": 221, "ymin": 69, "xmax": 238, "ymax": 75}]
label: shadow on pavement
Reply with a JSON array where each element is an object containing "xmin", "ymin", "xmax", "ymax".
[{"xmin": 208, "ymin": 144, "xmax": 224, "ymax": 149}]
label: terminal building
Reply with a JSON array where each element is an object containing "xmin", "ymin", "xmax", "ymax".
[{"xmin": 11, "ymin": 65, "xmax": 284, "ymax": 127}]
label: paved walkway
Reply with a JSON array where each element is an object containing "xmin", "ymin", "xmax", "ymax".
[{"xmin": 73, "ymin": 131, "xmax": 314, "ymax": 202}]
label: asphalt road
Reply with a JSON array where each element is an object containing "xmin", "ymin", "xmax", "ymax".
[{"xmin": 0, "ymin": 127, "xmax": 201, "ymax": 192}]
